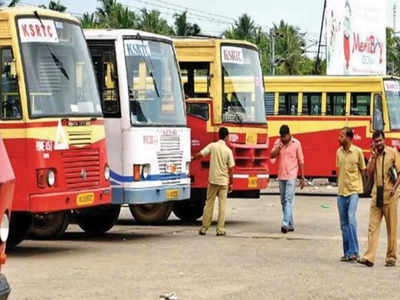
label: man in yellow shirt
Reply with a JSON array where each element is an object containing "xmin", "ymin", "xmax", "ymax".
[
  {"xmin": 192, "ymin": 127, "xmax": 235, "ymax": 236},
  {"xmin": 359, "ymin": 130, "xmax": 400, "ymax": 267},
  {"xmin": 336, "ymin": 127, "xmax": 366, "ymax": 262}
]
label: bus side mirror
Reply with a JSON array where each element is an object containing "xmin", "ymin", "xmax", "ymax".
[{"xmin": 9, "ymin": 59, "xmax": 17, "ymax": 79}]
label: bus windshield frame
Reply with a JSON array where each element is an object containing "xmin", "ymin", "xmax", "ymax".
[
  {"xmin": 221, "ymin": 44, "xmax": 266, "ymax": 124},
  {"xmin": 383, "ymin": 79, "xmax": 400, "ymax": 130},
  {"xmin": 17, "ymin": 16, "xmax": 102, "ymax": 119},
  {"xmin": 123, "ymin": 36, "xmax": 186, "ymax": 127}
]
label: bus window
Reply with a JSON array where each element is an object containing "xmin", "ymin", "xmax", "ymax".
[
  {"xmin": 373, "ymin": 94, "xmax": 384, "ymax": 130},
  {"xmin": 186, "ymin": 102, "xmax": 209, "ymax": 120},
  {"xmin": 326, "ymin": 93, "xmax": 346, "ymax": 116},
  {"xmin": 0, "ymin": 48, "xmax": 21, "ymax": 120},
  {"xmin": 179, "ymin": 62, "xmax": 210, "ymax": 98},
  {"xmin": 88, "ymin": 43, "xmax": 120, "ymax": 118},
  {"xmin": 384, "ymin": 80, "xmax": 400, "ymax": 130},
  {"xmin": 350, "ymin": 93, "xmax": 370, "ymax": 116},
  {"xmin": 278, "ymin": 93, "xmax": 298, "ymax": 115},
  {"xmin": 265, "ymin": 92, "xmax": 274, "ymax": 115},
  {"xmin": 302, "ymin": 93, "xmax": 322, "ymax": 115}
]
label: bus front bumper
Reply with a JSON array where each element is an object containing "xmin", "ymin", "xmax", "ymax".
[
  {"xmin": 29, "ymin": 187, "xmax": 112, "ymax": 213},
  {"xmin": 232, "ymin": 174, "xmax": 270, "ymax": 190},
  {"xmin": 112, "ymin": 184, "xmax": 190, "ymax": 205},
  {"xmin": 0, "ymin": 274, "xmax": 10, "ymax": 300}
]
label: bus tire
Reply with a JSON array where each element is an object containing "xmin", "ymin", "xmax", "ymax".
[
  {"xmin": 7, "ymin": 212, "xmax": 32, "ymax": 251},
  {"xmin": 30, "ymin": 211, "xmax": 69, "ymax": 240},
  {"xmin": 173, "ymin": 200, "xmax": 205, "ymax": 222},
  {"xmin": 76, "ymin": 205, "xmax": 120, "ymax": 235},
  {"xmin": 129, "ymin": 202, "xmax": 173, "ymax": 225}
]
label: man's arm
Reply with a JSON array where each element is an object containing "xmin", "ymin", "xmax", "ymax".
[
  {"xmin": 191, "ymin": 152, "xmax": 203, "ymax": 162},
  {"xmin": 358, "ymin": 150, "xmax": 367, "ymax": 177},
  {"xmin": 270, "ymin": 141, "xmax": 282, "ymax": 159},
  {"xmin": 297, "ymin": 143, "xmax": 305, "ymax": 189},
  {"xmin": 367, "ymin": 149, "xmax": 377, "ymax": 177},
  {"xmin": 192, "ymin": 144, "xmax": 211, "ymax": 162}
]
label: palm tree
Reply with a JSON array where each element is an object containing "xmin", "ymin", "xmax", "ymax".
[
  {"xmin": 224, "ymin": 14, "xmax": 257, "ymax": 42},
  {"xmin": 0, "ymin": 0, "xmax": 20, "ymax": 7},
  {"xmin": 96, "ymin": 0, "xmax": 136, "ymax": 29},
  {"xmin": 40, "ymin": 0, "xmax": 67, "ymax": 12},
  {"xmin": 81, "ymin": 12, "xmax": 99, "ymax": 29},
  {"xmin": 273, "ymin": 20, "xmax": 308, "ymax": 75},
  {"xmin": 386, "ymin": 27, "xmax": 400, "ymax": 75},
  {"xmin": 174, "ymin": 11, "xmax": 200, "ymax": 36},
  {"xmin": 138, "ymin": 9, "xmax": 173, "ymax": 35}
]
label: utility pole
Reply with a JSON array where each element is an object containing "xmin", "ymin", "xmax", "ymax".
[
  {"xmin": 314, "ymin": 0, "xmax": 327, "ymax": 74},
  {"xmin": 270, "ymin": 28, "xmax": 276, "ymax": 75}
]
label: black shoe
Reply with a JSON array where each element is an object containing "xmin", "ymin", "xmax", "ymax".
[
  {"xmin": 349, "ymin": 255, "xmax": 359, "ymax": 262},
  {"xmin": 216, "ymin": 231, "xmax": 226, "ymax": 236},
  {"xmin": 358, "ymin": 258, "xmax": 374, "ymax": 267},
  {"xmin": 385, "ymin": 259, "xmax": 396, "ymax": 267},
  {"xmin": 288, "ymin": 228, "xmax": 295, "ymax": 232},
  {"xmin": 198, "ymin": 229, "xmax": 207, "ymax": 236},
  {"xmin": 281, "ymin": 226, "xmax": 288, "ymax": 234}
]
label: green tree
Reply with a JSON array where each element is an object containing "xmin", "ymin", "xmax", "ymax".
[
  {"xmin": 224, "ymin": 14, "xmax": 257, "ymax": 42},
  {"xmin": 173, "ymin": 11, "xmax": 200, "ymax": 36},
  {"xmin": 96, "ymin": 0, "xmax": 137, "ymax": 29},
  {"xmin": 80, "ymin": 12, "xmax": 99, "ymax": 29},
  {"xmin": 386, "ymin": 27, "xmax": 400, "ymax": 75},
  {"xmin": 273, "ymin": 20, "xmax": 309, "ymax": 75},
  {"xmin": 39, "ymin": 0, "xmax": 67, "ymax": 12},
  {"xmin": 138, "ymin": 8, "xmax": 173, "ymax": 35},
  {"xmin": 0, "ymin": 0, "xmax": 20, "ymax": 7}
]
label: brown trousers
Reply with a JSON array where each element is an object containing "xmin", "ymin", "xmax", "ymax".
[
  {"xmin": 201, "ymin": 183, "xmax": 228, "ymax": 233},
  {"xmin": 362, "ymin": 200, "xmax": 398, "ymax": 263}
]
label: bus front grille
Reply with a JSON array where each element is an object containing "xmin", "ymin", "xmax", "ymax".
[
  {"xmin": 67, "ymin": 131, "xmax": 92, "ymax": 147},
  {"xmin": 62, "ymin": 149, "xmax": 101, "ymax": 190},
  {"xmin": 158, "ymin": 135, "xmax": 183, "ymax": 175}
]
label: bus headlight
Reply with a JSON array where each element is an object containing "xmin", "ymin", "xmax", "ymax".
[
  {"xmin": 0, "ymin": 214, "xmax": 9, "ymax": 242},
  {"xmin": 47, "ymin": 169, "xmax": 56, "ymax": 187},
  {"xmin": 104, "ymin": 165, "xmax": 111, "ymax": 181},
  {"xmin": 142, "ymin": 164, "xmax": 150, "ymax": 180}
]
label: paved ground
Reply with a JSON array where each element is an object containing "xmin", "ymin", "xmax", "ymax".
[{"xmin": 5, "ymin": 189, "xmax": 400, "ymax": 300}]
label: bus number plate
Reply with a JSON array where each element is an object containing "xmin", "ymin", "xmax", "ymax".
[
  {"xmin": 166, "ymin": 189, "xmax": 179, "ymax": 200},
  {"xmin": 248, "ymin": 176, "xmax": 258, "ymax": 188},
  {"xmin": 77, "ymin": 192, "xmax": 95, "ymax": 206}
]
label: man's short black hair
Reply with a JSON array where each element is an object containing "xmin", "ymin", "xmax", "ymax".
[
  {"xmin": 219, "ymin": 127, "xmax": 229, "ymax": 140},
  {"xmin": 372, "ymin": 130, "xmax": 385, "ymax": 140},
  {"xmin": 342, "ymin": 127, "xmax": 354, "ymax": 139},
  {"xmin": 279, "ymin": 125, "xmax": 290, "ymax": 136}
]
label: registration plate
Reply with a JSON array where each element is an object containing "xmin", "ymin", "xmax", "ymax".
[
  {"xmin": 76, "ymin": 192, "xmax": 95, "ymax": 206},
  {"xmin": 166, "ymin": 189, "xmax": 179, "ymax": 200},
  {"xmin": 248, "ymin": 176, "xmax": 258, "ymax": 188}
]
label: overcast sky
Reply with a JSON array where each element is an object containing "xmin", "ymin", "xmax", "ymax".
[{"xmin": 15, "ymin": 0, "xmax": 398, "ymax": 41}]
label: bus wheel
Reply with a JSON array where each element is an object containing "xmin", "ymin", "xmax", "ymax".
[
  {"xmin": 172, "ymin": 200, "xmax": 205, "ymax": 222},
  {"xmin": 7, "ymin": 212, "xmax": 32, "ymax": 251},
  {"xmin": 30, "ymin": 212, "xmax": 69, "ymax": 240},
  {"xmin": 76, "ymin": 205, "xmax": 120, "ymax": 235},
  {"xmin": 129, "ymin": 203, "xmax": 173, "ymax": 225}
]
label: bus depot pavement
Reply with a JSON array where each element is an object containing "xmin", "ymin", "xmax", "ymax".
[{"xmin": 5, "ymin": 188, "xmax": 400, "ymax": 300}]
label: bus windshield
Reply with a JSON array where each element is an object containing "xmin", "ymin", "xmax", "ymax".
[
  {"xmin": 384, "ymin": 79, "xmax": 400, "ymax": 130},
  {"xmin": 18, "ymin": 18, "xmax": 102, "ymax": 118},
  {"xmin": 124, "ymin": 38, "xmax": 186, "ymax": 126},
  {"xmin": 221, "ymin": 45, "xmax": 265, "ymax": 124}
]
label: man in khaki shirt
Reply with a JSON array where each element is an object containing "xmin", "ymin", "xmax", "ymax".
[
  {"xmin": 336, "ymin": 127, "xmax": 366, "ymax": 262},
  {"xmin": 359, "ymin": 130, "xmax": 400, "ymax": 267},
  {"xmin": 192, "ymin": 127, "xmax": 235, "ymax": 236}
]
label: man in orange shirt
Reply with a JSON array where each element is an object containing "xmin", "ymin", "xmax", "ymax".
[{"xmin": 271, "ymin": 125, "xmax": 305, "ymax": 233}]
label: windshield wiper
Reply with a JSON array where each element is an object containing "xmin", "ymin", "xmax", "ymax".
[
  {"xmin": 34, "ymin": 11, "xmax": 69, "ymax": 80},
  {"xmin": 135, "ymin": 33, "xmax": 160, "ymax": 98}
]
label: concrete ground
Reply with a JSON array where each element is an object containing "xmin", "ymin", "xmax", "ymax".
[{"xmin": 5, "ymin": 189, "xmax": 400, "ymax": 300}]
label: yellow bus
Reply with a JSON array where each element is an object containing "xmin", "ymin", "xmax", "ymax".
[
  {"xmin": 264, "ymin": 75, "xmax": 397, "ymax": 181},
  {"xmin": 174, "ymin": 37, "xmax": 269, "ymax": 214}
]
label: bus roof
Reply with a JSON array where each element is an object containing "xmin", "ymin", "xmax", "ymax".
[
  {"xmin": 173, "ymin": 37, "xmax": 257, "ymax": 50},
  {"xmin": 264, "ymin": 75, "xmax": 400, "ymax": 82},
  {"xmin": 0, "ymin": 6, "xmax": 79, "ymax": 24},
  {"xmin": 84, "ymin": 29, "xmax": 174, "ymax": 42}
]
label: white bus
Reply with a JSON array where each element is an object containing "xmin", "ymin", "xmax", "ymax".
[{"xmin": 84, "ymin": 30, "xmax": 191, "ymax": 224}]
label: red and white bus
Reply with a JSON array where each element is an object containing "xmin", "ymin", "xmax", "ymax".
[{"xmin": 0, "ymin": 7, "xmax": 115, "ymax": 248}]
